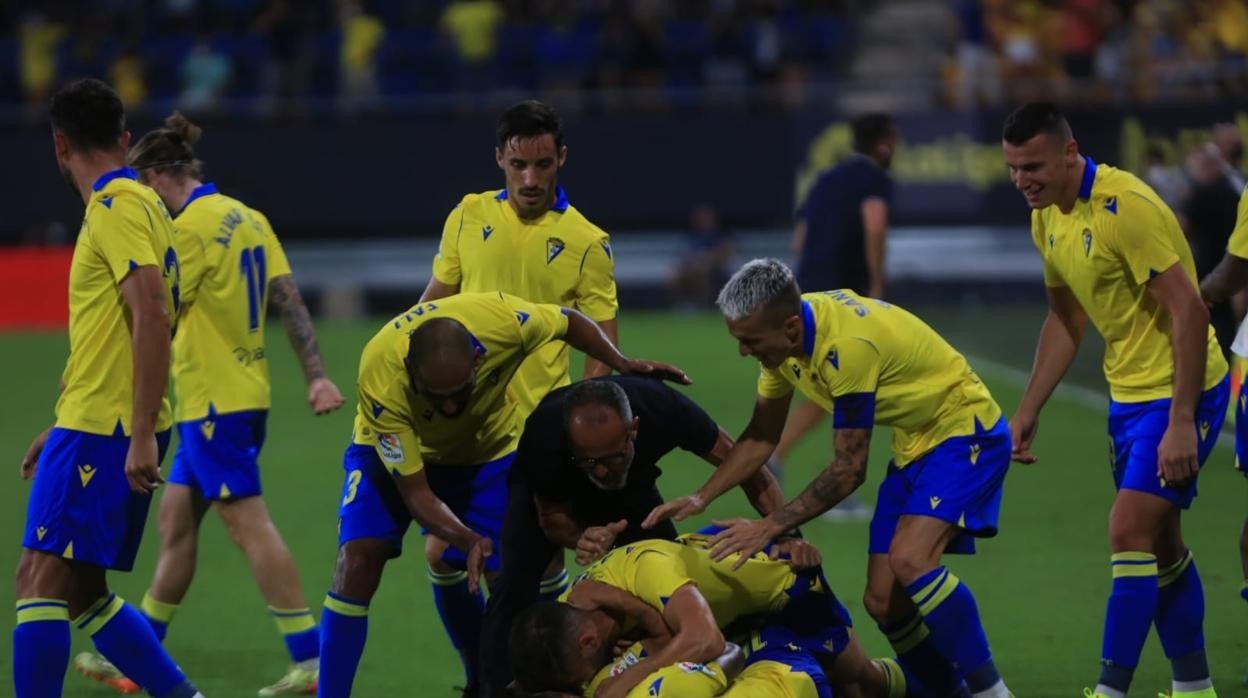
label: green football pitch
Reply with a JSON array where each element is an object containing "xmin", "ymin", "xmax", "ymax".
[{"xmin": 1, "ymin": 305, "xmax": 1246, "ymax": 697}]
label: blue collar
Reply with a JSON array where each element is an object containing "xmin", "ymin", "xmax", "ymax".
[
  {"xmin": 800, "ymin": 299, "xmax": 816, "ymax": 357},
  {"xmin": 92, "ymin": 166, "xmax": 138, "ymax": 192},
  {"xmin": 495, "ymin": 185, "xmax": 570, "ymax": 213},
  {"xmin": 1077, "ymin": 155, "xmax": 1097, "ymax": 200},
  {"xmin": 179, "ymin": 182, "xmax": 218, "ymax": 215}
]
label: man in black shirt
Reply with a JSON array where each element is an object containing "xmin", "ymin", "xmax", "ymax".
[{"xmin": 476, "ymin": 375, "xmax": 788, "ymax": 696}]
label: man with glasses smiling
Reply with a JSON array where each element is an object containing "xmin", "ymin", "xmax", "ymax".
[
  {"xmin": 316, "ymin": 293, "xmax": 687, "ymax": 698},
  {"xmin": 477, "ymin": 376, "xmax": 796, "ymax": 695}
]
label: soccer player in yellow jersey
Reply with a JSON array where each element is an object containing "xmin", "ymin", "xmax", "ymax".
[
  {"xmin": 69, "ymin": 112, "xmax": 346, "ymax": 696},
  {"xmin": 418, "ymin": 99, "xmax": 618, "ymax": 688},
  {"xmin": 421, "ymin": 100, "xmax": 619, "ymax": 416},
  {"xmin": 318, "ymin": 292, "xmax": 686, "ymax": 697},
  {"xmin": 509, "ymin": 535, "xmax": 900, "ymax": 698},
  {"xmin": 1001, "ymin": 103, "xmax": 1228, "ymax": 698},
  {"xmin": 1195, "ymin": 181, "xmax": 1248, "ymax": 658},
  {"xmin": 647, "ymin": 259, "xmax": 1014, "ymax": 698},
  {"xmin": 14, "ymin": 79, "xmax": 205, "ymax": 698}
]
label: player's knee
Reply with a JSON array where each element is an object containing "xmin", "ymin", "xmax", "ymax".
[
  {"xmin": 862, "ymin": 589, "xmax": 893, "ymax": 624},
  {"xmin": 332, "ymin": 539, "xmax": 389, "ymax": 600},
  {"xmin": 885, "ymin": 548, "xmax": 933, "ymax": 587},
  {"xmin": 1107, "ymin": 508, "xmax": 1156, "ymax": 553},
  {"xmin": 216, "ymin": 496, "xmax": 273, "ymax": 550},
  {"xmin": 14, "ymin": 550, "xmax": 71, "ymax": 601}
]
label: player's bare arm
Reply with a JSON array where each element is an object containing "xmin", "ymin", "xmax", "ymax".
[
  {"xmin": 862, "ymin": 197, "xmax": 889, "ymax": 298},
  {"xmin": 121, "ymin": 264, "xmax": 173, "ymax": 494},
  {"xmin": 594, "ymin": 584, "xmax": 724, "ymax": 698},
  {"xmin": 562, "ymin": 309, "xmax": 689, "ymax": 385},
  {"xmin": 702, "ymin": 426, "xmax": 786, "ymax": 517},
  {"xmin": 1010, "ymin": 284, "xmax": 1087, "ymax": 464},
  {"xmin": 534, "ymin": 496, "xmax": 585, "ymax": 549},
  {"xmin": 565, "ymin": 579, "xmax": 671, "ymax": 643},
  {"xmin": 1199, "ymin": 252, "xmax": 1248, "ymax": 304},
  {"xmin": 708, "ymin": 427, "xmax": 871, "ymax": 568},
  {"xmin": 1148, "ymin": 264, "xmax": 1211, "ymax": 487},
  {"xmin": 419, "ymin": 275, "xmax": 460, "ymax": 303},
  {"xmin": 583, "ymin": 317, "xmax": 618, "ymax": 379},
  {"xmin": 395, "ymin": 469, "xmax": 492, "ymax": 592},
  {"xmin": 642, "ymin": 393, "xmax": 790, "ymax": 529},
  {"xmin": 268, "ymin": 273, "xmax": 343, "ymax": 415}
]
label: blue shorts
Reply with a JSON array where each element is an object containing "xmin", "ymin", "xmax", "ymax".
[
  {"xmin": 745, "ymin": 624, "xmax": 833, "ymax": 698},
  {"xmin": 169, "ymin": 409, "xmax": 267, "ymax": 501},
  {"xmin": 869, "ymin": 417, "xmax": 1012, "ymax": 556},
  {"xmin": 336, "ymin": 444, "xmax": 511, "ymax": 572},
  {"xmin": 775, "ymin": 567, "xmax": 854, "ymax": 664},
  {"xmin": 1109, "ymin": 375, "xmax": 1229, "ymax": 509},
  {"xmin": 23, "ymin": 427, "xmax": 172, "ymax": 571}
]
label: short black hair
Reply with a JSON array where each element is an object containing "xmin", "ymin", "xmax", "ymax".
[
  {"xmin": 497, "ymin": 100, "xmax": 565, "ymax": 151},
  {"xmin": 1002, "ymin": 102, "xmax": 1073, "ymax": 146},
  {"xmin": 49, "ymin": 79, "xmax": 126, "ymax": 151},
  {"xmin": 562, "ymin": 379, "xmax": 634, "ymax": 429},
  {"xmin": 851, "ymin": 113, "xmax": 894, "ymax": 154},
  {"xmin": 509, "ymin": 602, "xmax": 583, "ymax": 692}
]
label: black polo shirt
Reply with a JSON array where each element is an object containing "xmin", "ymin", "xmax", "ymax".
[{"xmin": 515, "ymin": 375, "xmax": 720, "ymax": 524}]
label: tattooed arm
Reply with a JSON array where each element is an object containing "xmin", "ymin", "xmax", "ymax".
[
  {"xmin": 269, "ymin": 274, "xmax": 344, "ymax": 415},
  {"xmin": 708, "ymin": 427, "xmax": 871, "ymax": 565}
]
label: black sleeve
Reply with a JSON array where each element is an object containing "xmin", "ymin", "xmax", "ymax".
[
  {"xmin": 478, "ymin": 478, "xmax": 559, "ymax": 695},
  {"xmin": 663, "ymin": 384, "xmax": 720, "ymax": 456},
  {"xmin": 868, "ymin": 170, "xmax": 894, "ymax": 206},
  {"xmin": 515, "ymin": 414, "xmax": 572, "ymax": 504}
]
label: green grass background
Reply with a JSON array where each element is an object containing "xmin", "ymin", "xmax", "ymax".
[{"xmin": 1, "ymin": 305, "xmax": 1245, "ymax": 697}]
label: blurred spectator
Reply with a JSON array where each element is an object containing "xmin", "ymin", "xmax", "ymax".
[
  {"xmin": 1184, "ymin": 143, "xmax": 1242, "ymax": 357},
  {"xmin": 109, "ymin": 45, "xmax": 147, "ymax": 109},
  {"xmin": 666, "ymin": 204, "xmax": 735, "ymax": 309},
  {"xmin": 1144, "ymin": 143, "xmax": 1188, "ymax": 212},
  {"xmin": 339, "ymin": 0, "xmax": 385, "ymax": 110},
  {"xmin": 952, "ymin": 0, "xmax": 1001, "ymax": 108},
  {"xmin": 180, "ymin": 37, "xmax": 233, "ymax": 111},
  {"xmin": 1212, "ymin": 122, "xmax": 1245, "ymax": 191},
  {"xmin": 18, "ymin": 12, "xmax": 66, "ymax": 111},
  {"xmin": 440, "ymin": 0, "xmax": 504, "ymax": 91},
  {"xmin": 255, "ymin": 0, "xmax": 313, "ymax": 116}
]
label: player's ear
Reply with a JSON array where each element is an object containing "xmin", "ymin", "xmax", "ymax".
[
  {"xmin": 118, "ymin": 130, "xmax": 132, "ymax": 152},
  {"xmin": 557, "ymin": 145, "xmax": 568, "ymax": 168},
  {"xmin": 496, "ymin": 146, "xmax": 505, "ymax": 169},
  {"xmin": 628, "ymin": 416, "xmax": 639, "ymax": 439},
  {"xmin": 52, "ymin": 130, "xmax": 71, "ymax": 160}
]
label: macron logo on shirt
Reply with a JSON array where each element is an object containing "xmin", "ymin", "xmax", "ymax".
[{"xmin": 482, "ymin": 225, "xmax": 494, "ymax": 241}]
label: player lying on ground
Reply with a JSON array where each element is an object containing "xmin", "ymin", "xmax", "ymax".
[{"xmin": 508, "ymin": 535, "xmax": 906, "ymax": 698}]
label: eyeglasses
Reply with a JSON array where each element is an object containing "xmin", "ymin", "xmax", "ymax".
[{"xmin": 570, "ymin": 451, "xmax": 629, "ymax": 471}]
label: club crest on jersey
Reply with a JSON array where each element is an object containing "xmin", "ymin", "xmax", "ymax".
[
  {"xmin": 1082, "ymin": 229, "xmax": 1093, "ymax": 257},
  {"xmin": 377, "ymin": 433, "xmax": 405, "ymax": 464},
  {"xmin": 546, "ymin": 237, "xmax": 566, "ymax": 264}
]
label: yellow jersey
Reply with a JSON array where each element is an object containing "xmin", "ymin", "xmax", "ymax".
[
  {"xmin": 56, "ymin": 167, "xmax": 180, "ymax": 436},
  {"xmin": 586, "ymin": 644, "xmax": 814, "ymax": 698},
  {"xmin": 351, "ymin": 292, "xmax": 569, "ymax": 474},
  {"xmin": 169, "ymin": 183, "xmax": 293, "ymax": 422},
  {"xmin": 1032, "ymin": 156, "xmax": 1226, "ymax": 402},
  {"xmin": 564, "ymin": 535, "xmax": 804, "ymax": 628},
  {"xmin": 757, "ymin": 291, "xmax": 1002, "ymax": 466},
  {"xmin": 431, "ymin": 188, "xmax": 617, "ymax": 417},
  {"xmin": 1224, "ymin": 184, "xmax": 1248, "ymax": 260}
]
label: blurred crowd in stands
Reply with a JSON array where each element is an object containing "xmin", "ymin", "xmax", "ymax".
[
  {"xmin": 3, "ymin": 0, "xmax": 854, "ymax": 116},
  {"xmin": 947, "ymin": 0, "xmax": 1248, "ymax": 107}
]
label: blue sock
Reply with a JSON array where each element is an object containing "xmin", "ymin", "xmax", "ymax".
[
  {"xmin": 140, "ymin": 591, "xmax": 177, "ymax": 643},
  {"xmin": 270, "ymin": 606, "xmax": 319, "ymax": 664},
  {"xmin": 15, "ymin": 598, "xmax": 71, "ymax": 698},
  {"xmin": 879, "ymin": 611, "xmax": 963, "ymax": 697},
  {"xmin": 79, "ymin": 595, "xmax": 195, "ymax": 698},
  {"xmin": 1155, "ymin": 551, "xmax": 1211, "ymax": 689},
  {"xmin": 1240, "ymin": 580, "xmax": 1248, "ymax": 603},
  {"xmin": 539, "ymin": 569, "xmax": 570, "ymax": 602},
  {"xmin": 1096, "ymin": 552, "xmax": 1159, "ymax": 693},
  {"xmin": 430, "ymin": 567, "xmax": 484, "ymax": 686},
  {"xmin": 907, "ymin": 567, "xmax": 1002, "ymax": 693},
  {"xmin": 319, "ymin": 593, "xmax": 369, "ymax": 697}
]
